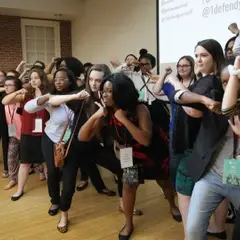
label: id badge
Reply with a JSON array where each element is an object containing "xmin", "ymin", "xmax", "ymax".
[
  {"xmin": 223, "ymin": 158, "xmax": 240, "ymax": 186},
  {"xmin": 138, "ymin": 90, "xmax": 145, "ymax": 102},
  {"xmin": 8, "ymin": 124, "xmax": 17, "ymax": 137},
  {"xmin": 32, "ymin": 118, "xmax": 43, "ymax": 133},
  {"xmin": 148, "ymin": 98, "xmax": 152, "ymax": 105},
  {"xmin": 120, "ymin": 147, "xmax": 133, "ymax": 169},
  {"xmin": 63, "ymin": 128, "xmax": 71, "ymax": 142}
]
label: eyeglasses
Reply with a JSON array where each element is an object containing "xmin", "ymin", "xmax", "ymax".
[
  {"xmin": 177, "ymin": 64, "xmax": 191, "ymax": 69},
  {"xmin": 4, "ymin": 84, "xmax": 15, "ymax": 87}
]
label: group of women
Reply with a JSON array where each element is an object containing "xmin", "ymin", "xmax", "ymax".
[{"xmin": 0, "ymin": 32, "xmax": 240, "ymax": 240}]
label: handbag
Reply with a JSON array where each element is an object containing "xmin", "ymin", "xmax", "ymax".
[{"xmin": 54, "ymin": 101, "xmax": 85, "ymax": 167}]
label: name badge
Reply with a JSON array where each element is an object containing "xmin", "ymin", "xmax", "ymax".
[
  {"xmin": 8, "ymin": 124, "xmax": 17, "ymax": 137},
  {"xmin": 148, "ymin": 98, "xmax": 152, "ymax": 105},
  {"xmin": 63, "ymin": 128, "xmax": 71, "ymax": 143},
  {"xmin": 138, "ymin": 90, "xmax": 145, "ymax": 102},
  {"xmin": 120, "ymin": 147, "xmax": 133, "ymax": 169},
  {"xmin": 32, "ymin": 118, "xmax": 43, "ymax": 133},
  {"xmin": 223, "ymin": 158, "xmax": 240, "ymax": 186}
]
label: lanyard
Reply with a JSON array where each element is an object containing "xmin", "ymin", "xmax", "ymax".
[
  {"xmin": 63, "ymin": 105, "xmax": 73, "ymax": 126},
  {"xmin": 8, "ymin": 105, "xmax": 16, "ymax": 124},
  {"xmin": 233, "ymin": 133, "xmax": 239, "ymax": 159},
  {"xmin": 140, "ymin": 75, "xmax": 151, "ymax": 92}
]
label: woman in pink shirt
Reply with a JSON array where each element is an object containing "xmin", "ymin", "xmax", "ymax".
[{"xmin": 4, "ymin": 76, "xmax": 22, "ymax": 190}]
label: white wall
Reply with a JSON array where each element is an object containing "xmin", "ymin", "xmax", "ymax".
[{"xmin": 72, "ymin": 0, "xmax": 157, "ymax": 65}]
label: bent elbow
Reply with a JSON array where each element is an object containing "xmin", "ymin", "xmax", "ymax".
[
  {"xmin": 78, "ymin": 131, "xmax": 89, "ymax": 142},
  {"xmin": 139, "ymin": 134, "xmax": 152, "ymax": 146}
]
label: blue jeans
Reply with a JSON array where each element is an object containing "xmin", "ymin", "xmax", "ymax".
[{"xmin": 187, "ymin": 171, "xmax": 240, "ymax": 240}]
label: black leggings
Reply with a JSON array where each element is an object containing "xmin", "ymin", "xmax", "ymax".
[
  {"xmin": 42, "ymin": 133, "xmax": 78, "ymax": 212},
  {"xmin": 77, "ymin": 141, "xmax": 123, "ymax": 197}
]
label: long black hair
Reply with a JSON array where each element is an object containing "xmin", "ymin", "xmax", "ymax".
[{"xmin": 100, "ymin": 72, "xmax": 139, "ymax": 113}]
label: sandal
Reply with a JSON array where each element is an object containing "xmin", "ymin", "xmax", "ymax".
[
  {"xmin": 118, "ymin": 206, "xmax": 143, "ymax": 216},
  {"xmin": 57, "ymin": 220, "xmax": 68, "ymax": 233}
]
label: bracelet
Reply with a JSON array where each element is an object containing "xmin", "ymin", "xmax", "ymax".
[{"xmin": 174, "ymin": 89, "xmax": 188, "ymax": 103}]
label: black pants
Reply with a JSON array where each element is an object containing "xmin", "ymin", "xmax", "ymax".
[
  {"xmin": 232, "ymin": 209, "xmax": 240, "ymax": 240},
  {"xmin": 42, "ymin": 133, "xmax": 78, "ymax": 212},
  {"xmin": 80, "ymin": 168, "xmax": 89, "ymax": 181},
  {"xmin": 0, "ymin": 123, "xmax": 9, "ymax": 172},
  {"xmin": 79, "ymin": 164, "xmax": 107, "ymax": 193},
  {"xmin": 77, "ymin": 141, "xmax": 123, "ymax": 197}
]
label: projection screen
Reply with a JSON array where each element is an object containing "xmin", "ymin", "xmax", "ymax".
[{"xmin": 157, "ymin": 0, "xmax": 240, "ymax": 73}]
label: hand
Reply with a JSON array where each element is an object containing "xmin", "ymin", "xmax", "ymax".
[
  {"xmin": 126, "ymin": 58, "xmax": 139, "ymax": 67},
  {"xmin": 52, "ymin": 57, "xmax": 60, "ymax": 63},
  {"xmin": 229, "ymin": 115, "xmax": 240, "ymax": 136},
  {"xmin": 165, "ymin": 66, "xmax": 172, "ymax": 76},
  {"xmin": 94, "ymin": 101, "xmax": 107, "ymax": 119},
  {"xmin": 144, "ymin": 71, "xmax": 158, "ymax": 82},
  {"xmin": 228, "ymin": 23, "xmax": 239, "ymax": 35},
  {"xmin": 110, "ymin": 58, "xmax": 121, "ymax": 68},
  {"xmin": 114, "ymin": 109, "xmax": 127, "ymax": 123},
  {"xmin": 20, "ymin": 60, "xmax": 26, "ymax": 66},
  {"xmin": 201, "ymin": 96, "xmax": 221, "ymax": 113},
  {"xmin": 74, "ymin": 90, "xmax": 90, "ymax": 100},
  {"xmin": 16, "ymin": 88, "xmax": 28, "ymax": 95}
]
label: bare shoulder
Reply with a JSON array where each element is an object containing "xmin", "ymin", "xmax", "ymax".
[{"xmin": 136, "ymin": 103, "xmax": 150, "ymax": 114}]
